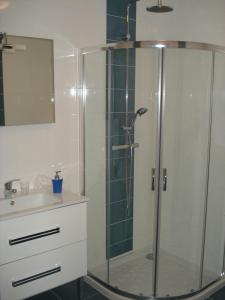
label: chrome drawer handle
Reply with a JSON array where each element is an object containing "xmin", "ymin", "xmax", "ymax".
[
  {"xmin": 12, "ymin": 266, "xmax": 61, "ymax": 287},
  {"xmin": 9, "ymin": 227, "xmax": 60, "ymax": 246}
]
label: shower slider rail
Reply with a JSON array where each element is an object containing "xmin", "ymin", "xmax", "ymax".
[{"xmin": 112, "ymin": 143, "xmax": 139, "ymax": 151}]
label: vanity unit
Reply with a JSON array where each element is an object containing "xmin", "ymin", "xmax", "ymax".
[{"xmin": 0, "ymin": 191, "xmax": 87, "ymax": 300}]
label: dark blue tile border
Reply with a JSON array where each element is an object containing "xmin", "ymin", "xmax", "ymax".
[
  {"xmin": 110, "ymin": 199, "xmax": 133, "ymax": 224},
  {"xmin": 110, "ymin": 112, "xmax": 134, "ymax": 136},
  {"xmin": 107, "ymin": 15, "xmax": 136, "ymax": 42},
  {"xmin": 107, "ymin": 0, "xmax": 136, "ymax": 259},
  {"xmin": 110, "ymin": 178, "xmax": 133, "ymax": 203},
  {"xmin": 110, "ymin": 218, "xmax": 133, "ymax": 245},
  {"xmin": 110, "ymin": 238, "xmax": 133, "ymax": 258},
  {"xmin": 111, "ymin": 65, "xmax": 135, "ymax": 90},
  {"xmin": 111, "ymin": 48, "xmax": 136, "ymax": 67},
  {"xmin": 107, "ymin": 0, "xmax": 136, "ymax": 19}
]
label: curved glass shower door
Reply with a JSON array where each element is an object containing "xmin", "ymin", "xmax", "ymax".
[
  {"xmin": 157, "ymin": 48, "xmax": 213, "ymax": 297},
  {"xmin": 107, "ymin": 47, "xmax": 159, "ymax": 297},
  {"xmin": 83, "ymin": 47, "xmax": 160, "ymax": 298},
  {"xmin": 83, "ymin": 41, "xmax": 225, "ymax": 300}
]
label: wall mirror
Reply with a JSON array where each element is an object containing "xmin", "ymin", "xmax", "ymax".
[{"xmin": 0, "ymin": 34, "xmax": 55, "ymax": 126}]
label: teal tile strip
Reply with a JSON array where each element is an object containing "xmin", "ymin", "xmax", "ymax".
[{"xmin": 106, "ymin": 0, "xmax": 136, "ymax": 258}]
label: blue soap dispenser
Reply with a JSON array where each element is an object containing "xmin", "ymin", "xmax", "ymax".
[{"xmin": 52, "ymin": 171, "xmax": 63, "ymax": 193}]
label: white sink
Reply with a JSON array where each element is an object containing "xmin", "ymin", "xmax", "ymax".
[{"xmin": 0, "ymin": 193, "xmax": 62, "ymax": 217}]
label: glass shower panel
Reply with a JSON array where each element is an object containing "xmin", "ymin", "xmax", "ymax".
[
  {"xmin": 83, "ymin": 50, "xmax": 109, "ymax": 282},
  {"xmin": 203, "ymin": 52, "xmax": 225, "ymax": 286},
  {"xmin": 108, "ymin": 48, "xmax": 159, "ymax": 298},
  {"xmin": 157, "ymin": 49, "xmax": 213, "ymax": 297}
]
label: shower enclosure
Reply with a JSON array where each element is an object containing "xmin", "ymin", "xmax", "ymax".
[{"xmin": 82, "ymin": 41, "xmax": 225, "ymax": 299}]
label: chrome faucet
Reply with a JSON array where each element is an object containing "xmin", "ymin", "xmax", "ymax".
[{"xmin": 4, "ymin": 179, "xmax": 20, "ymax": 198}]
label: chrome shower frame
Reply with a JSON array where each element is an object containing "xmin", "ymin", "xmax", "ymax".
[{"xmin": 81, "ymin": 40, "xmax": 225, "ymax": 300}]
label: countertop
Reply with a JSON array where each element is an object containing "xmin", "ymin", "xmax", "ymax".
[{"xmin": 0, "ymin": 189, "xmax": 87, "ymax": 221}]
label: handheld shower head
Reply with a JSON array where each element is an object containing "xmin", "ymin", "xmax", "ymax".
[
  {"xmin": 123, "ymin": 107, "xmax": 148, "ymax": 131},
  {"xmin": 136, "ymin": 107, "xmax": 148, "ymax": 117}
]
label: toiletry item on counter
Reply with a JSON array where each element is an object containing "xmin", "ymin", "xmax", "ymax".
[{"xmin": 52, "ymin": 171, "xmax": 63, "ymax": 193}]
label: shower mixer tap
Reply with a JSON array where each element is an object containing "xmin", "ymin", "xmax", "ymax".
[{"xmin": 4, "ymin": 179, "xmax": 20, "ymax": 198}]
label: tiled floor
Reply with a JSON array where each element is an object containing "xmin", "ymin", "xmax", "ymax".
[
  {"xmin": 22, "ymin": 248, "xmax": 225, "ymax": 300},
  {"xmin": 208, "ymin": 286, "xmax": 225, "ymax": 300},
  {"xmin": 26, "ymin": 279, "xmax": 109, "ymax": 300},
  {"xmin": 24, "ymin": 275, "xmax": 225, "ymax": 300}
]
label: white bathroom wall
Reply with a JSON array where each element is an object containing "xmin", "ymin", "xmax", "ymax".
[
  {"xmin": 203, "ymin": 52, "xmax": 225, "ymax": 282},
  {"xmin": 83, "ymin": 50, "xmax": 107, "ymax": 272},
  {"xmin": 0, "ymin": 0, "xmax": 106, "ymax": 193},
  {"xmin": 137, "ymin": 0, "xmax": 225, "ymax": 46}
]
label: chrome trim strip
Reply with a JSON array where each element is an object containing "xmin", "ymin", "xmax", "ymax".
[
  {"xmin": 152, "ymin": 48, "xmax": 164, "ymax": 297},
  {"xmin": 12, "ymin": 266, "xmax": 61, "ymax": 287},
  {"xmin": 106, "ymin": 50, "xmax": 112, "ymax": 283},
  {"xmin": 124, "ymin": 47, "xmax": 130, "ymax": 216},
  {"xmin": 9, "ymin": 227, "xmax": 60, "ymax": 245},
  {"xmin": 81, "ymin": 53, "xmax": 86, "ymax": 196},
  {"xmin": 199, "ymin": 51, "xmax": 215, "ymax": 288},
  {"xmin": 82, "ymin": 41, "xmax": 225, "ymax": 55}
]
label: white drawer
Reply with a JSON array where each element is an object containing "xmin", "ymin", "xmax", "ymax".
[
  {"xmin": 0, "ymin": 241, "xmax": 87, "ymax": 300},
  {"xmin": 0, "ymin": 203, "xmax": 87, "ymax": 265}
]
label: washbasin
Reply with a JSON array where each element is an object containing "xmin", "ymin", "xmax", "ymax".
[{"xmin": 0, "ymin": 192, "xmax": 62, "ymax": 217}]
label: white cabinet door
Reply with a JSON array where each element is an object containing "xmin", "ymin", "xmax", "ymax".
[
  {"xmin": 0, "ymin": 241, "xmax": 87, "ymax": 300},
  {"xmin": 0, "ymin": 203, "xmax": 87, "ymax": 264}
]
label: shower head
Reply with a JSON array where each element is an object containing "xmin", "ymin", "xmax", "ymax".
[
  {"xmin": 2, "ymin": 44, "xmax": 13, "ymax": 50},
  {"xmin": 123, "ymin": 107, "xmax": 148, "ymax": 131},
  {"xmin": 0, "ymin": 32, "xmax": 13, "ymax": 50},
  {"xmin": 136, "ymin": 107, "xmax": 148, "ymax": 117},
  {"xmin": 146, "ymin": 0, "xmax": 173, "ymax": 13},
  {"xmin": 146, "ymin": 5, "xmax": 173, "ymax": 13}
]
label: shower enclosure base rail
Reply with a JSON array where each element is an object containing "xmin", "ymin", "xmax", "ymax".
[{"xmin": 84, "ymin": 274, "xmax": 225, "ymax": 300}]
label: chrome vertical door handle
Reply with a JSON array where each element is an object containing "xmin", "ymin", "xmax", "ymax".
[
  {"xmin": 163, "ymin": 168, "xmax": 167, "ymax": 191},
  {"xmin": 151, "ymin": 168, "xmax": 156, "ymax": 191}
]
